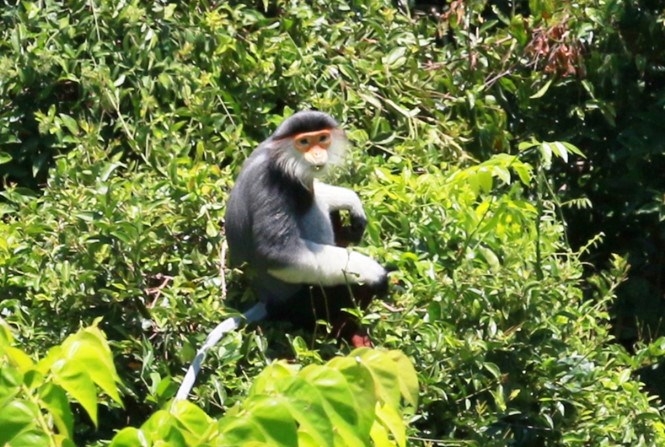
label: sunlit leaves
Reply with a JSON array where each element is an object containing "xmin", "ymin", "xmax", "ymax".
[
  {"xmin": 108, "ymin": 349, "xmax": 418, "ymax": 447},
  {"xmin": 0, "ymin": 321, "xmax": 122, "ymax": 446},
  {"xmin": 1, "ymin": 0, "xmax": 664, "ymax": 445}
]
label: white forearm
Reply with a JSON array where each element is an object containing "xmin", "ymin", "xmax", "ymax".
[
  {"xmin": 314, "ymin": 181, "xmax": 364, "ymax": 214},
  {"xmin": 267, "ymin": 242, "xmax": 385, "ymax": 286}
]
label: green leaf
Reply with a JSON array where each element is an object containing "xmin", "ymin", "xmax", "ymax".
[
  {"xmin": 218, "ymin": 414, "xmax": 268, "ymax": 444},
  {"xmin": 299, "ymin": 365, "xmax": 367, "ymax": 447},
  {"xmin": 477, "ymin": 169, "xmax": 493, "ymax": 193},
  {"xmin": 383, "ymin": 47, "xmax": 407, "ymax": 68},
  {"xmin": 561, "ymin": 141, "xmax": 586, "ymax": 158},
  {"xmin": 3, "ymin": 427, "xmax": 51, "ymax": 447},
  {"xmin": 549, "ymin": 141, "xmax": 569, "ymax": 162},
  {"xmin": 100, "ymin": 162, "xmax": 124, "ymax": 182},
  {"xmin": 60, "ymin": 328, "xmax": 123, "ymax": 404},
  {"xmin": 538, "ymin": 142, "xmax": 553, "ymax": 168},
  {"xmin": 373, "ymin": 402, "xmax": 407, "ymax": 447},
  {"xmin": 51, "ymin": 362, "xmax": 98, "ymax": 426},
  {"xmin": 245, "ymin": 396, "xmax": 299, "ymax": 446},
  {"xmin": 512, "ymin": 162, "xmax": 533, "ymax": 185},
  {"xmin": 0, "ymin": 366, "xmax": 22, "ymax": 409},
  {"xmin": 109, "ymin": 428, "xmax": 149, "ymax": 447},
  {"xmin": 141, "ymin": 410, "xmax": 188, "ymax": 446},
  {"xmin": 59, "ymin": 114, "xmax": 79, "ymax": 135},
  {"xmin": 358, "ymin": 92, "xmax": 383, "ymax": 110},
  {"xmin": 39, "ymin": 383, "xmax": 74, "ymax": 439},
  {"xmin": 283, "ymin": 380, "xmax": 335, "ymax": 447},
  {"xmin": 530, "ymin": 78, "xmax": 553, "ymax": 99},
  {"xmin": 385, "ymin": 350, "xmax": 419, "ymax": 408},
  {"xmin": 4, "ymin": 346, "xmax": 34, "ymax": 373},
  {"xmin": 492, "ymin": 166, "xmax": 511, "ymax": 185},
  {"xmin": 351, "ymin": 349, "xmax": 400, "ymax": 409},
  {"xmin": 250, "ymin": 362, "xmax": 296, "ymax": 395},
  {"xmin": 0, "ymin": 400, "xmax": 40, "ymax": 446},
  {"xmin": 170, "ymin": 400, "xmax": 214, "ymax": 442},
  {"xmin": 326, "ymin": 356, "xmax": 376, "ymax": 436}
]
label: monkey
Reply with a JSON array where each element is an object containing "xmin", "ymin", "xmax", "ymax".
[
  {"xmin": 173, "ymin": 111, "xmax": 388, "ymax": 402},
  {"xmin": 224, "ymin": 110, "xmax": 388, "ymax": 339}
]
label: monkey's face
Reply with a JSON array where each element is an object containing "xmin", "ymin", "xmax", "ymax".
[
  {"xmin": 294, "ymin": 129, "xmax": 333, "ymax": 169},
  {"xmin": 274, "ymin": 128, "xmax": 348, "ymax": 183}
]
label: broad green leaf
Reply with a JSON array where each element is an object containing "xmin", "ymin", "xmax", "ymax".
[
  {"xmin": 327, "ymin": 355, "xmax": 376, "ymax": 436},
  {"xmin": 4, "ymin": 427, "xmax": 50, "ymax": 447},
  {"xmin": 245, "ymin": 396, "xmax": 298, "ymax": 446},
  {"xmin": 479, "ymin": 246, "xmax": 501, "ymax": 271},
  {"xmin": 170, "ymin": 399, "xmax": 215, "ymax": 442},
  {"xmin": 538, "ymin": 142, "xmax": 553, "ymax": 168},
  {"xmin": 218, "ymin": 414, "xmax": 268, "ymax": 444},
  {"xmin": 561, "ymin": 141, "xmax": 586, "ymax": 157},
  {"xmin": 0, "ymin": 367, "xmax": 22, "ymax": 409},
  {"xmin": 351, "ymin": 349, "xmax": 401, "ymax": 409},
  {"xmin": 383, "ymin": 47, "xmax": 406, "ymax": 68},
  {"xmin": 109, "ymin": 427, "xmax": 149, "ymax": 447},
  {"xmin": 0, "ymin": 320, "xmax": 14, "ymax": 346},
  {"xmin": 477, "ymin": 169, "xmax": 493, "ymax": 193},
  {"xmin": 60, "ymin": 329, "xmax": 122, "ymax": 403},
  {"xmin": 51, "ymin": 362, "xmax": 98, "ymax": 426},
  {"xmin": 374, "ymin": 402, "xmax": 406, "ymax": 447},
  {"xmin": 369, "ymin": 421, "xmax": 392, "ymax": 447},
  {"xmin": 141, "ymin": 410, "xmax": 187, "ymax": 447},
  {"xmin": 0, "ymin": 151, "xmax": 12, "ymax": 164},
  {"xmin": 493, "ymin": 166, "xmax": 511, "ymax": 185},
  {"xmin": 385, "ymin": 350, "xmax": 419, "ymax": 408},
  {"xmin": 39, "ymin": 383, "xmax": 74, "ymax": 439},
  {"xmin": 282, "ymin": 376, "xmax": 335, "ymax": 447},
  {"xmin": 4, "ymin": 346, "xmax": 34, "ymax": 373},
  {"xmin": 299, "ymin": 365, "xmax": 367, "ymax": 447},
  {"xmin": 0, "ymin": 400, "xmax": 39, "ymax": 446},
  {"xmin": 358, "ymin": 92, "xmax": 383, "ymax": 110},
  {"xmin": 100, "ymin": 162, "xmax": 124, "ymax": 182},
  {"xmin": 250, "ymin": 362, "xmax": 297, "ymax": 395},
  {"xmin": 512, "ymin": 162, "xmax": 533, "ymax": 185},
  {"xmin": 517, "ymin": 140, "xmax": 539, "ymax": 152}
]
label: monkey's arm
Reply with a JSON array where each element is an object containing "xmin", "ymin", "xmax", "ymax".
[
  {"xmin": 314, "ymin": 181, "xmax": 365, "ymax": 214},
  {"xmin": 267, "ymin": 242, "xmax": 386, "ymax": 287},
  {"xmin": 315, "ymin": 181, "xmax": 367, "ymax": 242}
]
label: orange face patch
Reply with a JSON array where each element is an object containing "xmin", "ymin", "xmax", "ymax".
[{"xmin": 293, "ymin": 129, "xmax": 332, "ymax": 153}]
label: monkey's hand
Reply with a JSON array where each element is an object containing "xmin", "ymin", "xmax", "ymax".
[
  {"xmin": 347, "ymin": 210, "xmax": 367, "ymax": 243},
  {"xmin": 316, "ymin": 182, "xmax": 368, "ymax": 245},
  {"xmin": 331, "ymin": 209, "xmax": 367, "ymax": 247},
  {"xmin": 345, "ymin": 251, "xmax": 388, "ymax": 290}
]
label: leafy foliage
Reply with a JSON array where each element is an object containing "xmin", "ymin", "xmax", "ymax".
[
  {"xmin": 111, "ymin": 348, "xmax": 418, "ymax": 447},
  {"xmin": 1, "ymin": 0, "xmax": 664, "ymax": 445},
  {"xmin": 0, "ymin": 320, "xmax": 122, "ymax": 446}
]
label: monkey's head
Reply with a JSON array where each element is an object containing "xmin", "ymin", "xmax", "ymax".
[{"xmin": 269, "ymin": 111, "xmax": 349, "ymax": 185}]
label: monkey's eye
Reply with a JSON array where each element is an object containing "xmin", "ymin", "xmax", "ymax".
[
  {"xmin": 319, "ymin": 134, "xmax": 329, "ymax": 143},
  {"xmin": 298, "ymin": 138, "xmax": 309, "ymax": 146}
]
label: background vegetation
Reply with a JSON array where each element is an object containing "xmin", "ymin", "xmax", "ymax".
[{"xmin": 1, "ymin": 0, "xmax": 664, "ymax": 445}]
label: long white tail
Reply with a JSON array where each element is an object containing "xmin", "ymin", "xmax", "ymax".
[{"xmin": 173, "ymin": 302, "xmax": 268, "ymax": 403}]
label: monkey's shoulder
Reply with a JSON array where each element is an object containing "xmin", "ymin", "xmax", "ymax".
[{"xmin": 229, "ymin": 154, "xmax": 310, "ymax": 226}]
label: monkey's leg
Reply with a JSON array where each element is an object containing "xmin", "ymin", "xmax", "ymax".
[{"xmin": 267, "ymin": 282, "xmax": 386, "ymax": 347}]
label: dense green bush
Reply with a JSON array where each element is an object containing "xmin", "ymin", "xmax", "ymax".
[{"xmin": 1, "ymin": 0, "xmax": 664, "ymax": 445}]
